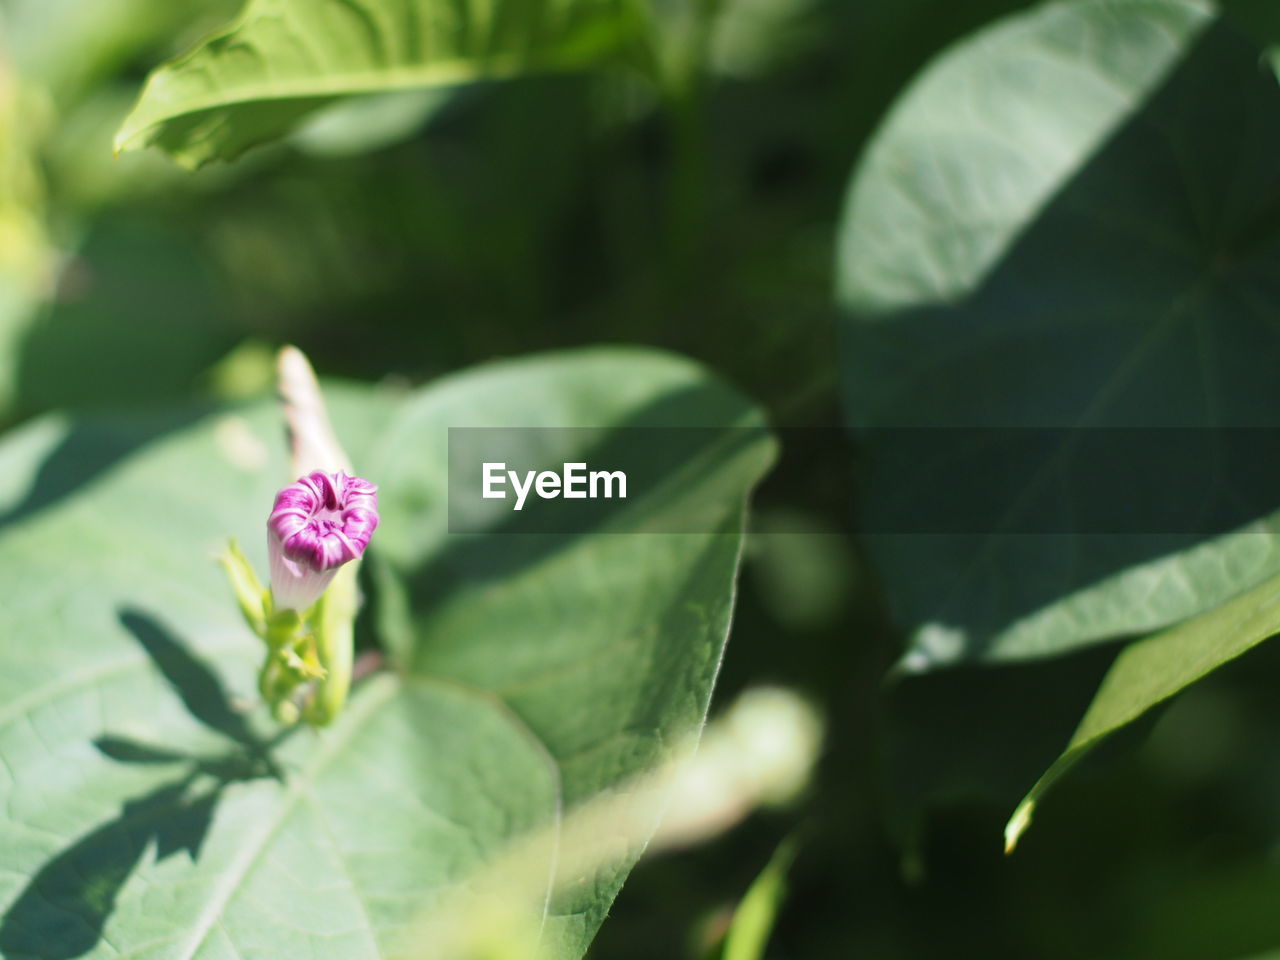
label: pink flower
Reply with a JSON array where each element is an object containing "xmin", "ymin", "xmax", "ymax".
[{"xmin": 266, "ymin": 471, "xmax": 379, "ymax": 612}]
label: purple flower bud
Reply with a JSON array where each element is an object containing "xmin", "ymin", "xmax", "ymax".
[{"xmin": 267, "ymin": 471, "xmax": 379, "ymax": 612}]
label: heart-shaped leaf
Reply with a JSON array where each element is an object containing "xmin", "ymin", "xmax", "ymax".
[
  {"xmin": 0, "ymin": 347, "xmax": 774, "ymax": 959},
  {"xmin": 836, "ymin": 0, "xmax": 1280, "ymax": 668}
]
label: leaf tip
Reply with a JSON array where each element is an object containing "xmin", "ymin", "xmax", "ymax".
[
  {"xmin": 113, "ymin": 92, "xmax": 154, "ymax": 159},
  {"xmin": 111, "ymin": 124, "xmax": 135, "ymax": 159},
  {"xmin": 1004, "ymin": 799, "xmax": 1035, "ymax": 854}
]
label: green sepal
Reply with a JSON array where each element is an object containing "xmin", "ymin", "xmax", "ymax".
[
  {"xmin": 304, "ymin": 562, "xmax": 358, "ymax": 726},
  {"xmin": 217, "ymin": 540, "xmax": 358, "ymax": 728},
  {"xmin": 263, "ymin": 607, "xmax": 302, "ymax": 648},
  {"xmin": 258, "ymin": 608, "xmax": 307, "ymax": 724},
  {"xmin": 218, "ymin": 538, "xmax": 268, "ymax": 636}
]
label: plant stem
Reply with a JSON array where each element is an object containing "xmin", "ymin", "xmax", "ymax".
[{"xmin": 661, "ymin": 0, "xmax": 721, "ymax": 280}]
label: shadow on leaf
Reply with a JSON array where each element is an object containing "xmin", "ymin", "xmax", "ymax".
[
  {"xmin": 0, "ymin": 609, "xmax": 282, "ymax": 960},
  {"xmin": 0, "ymin": 410, "xmax": 206, "ymax": 536},
  {"xmin": 840, "ymin": 19, "xmax": 1280, "ymax": 662}
]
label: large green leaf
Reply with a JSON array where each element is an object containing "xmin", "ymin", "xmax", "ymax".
[
  {"xmin": 113, "ymin": 0, "xmax": 650, "ymax": 168},
  {"xmin": 0, "ymin": 347, "xmax": 774, "ymax": 959},
  {"xmin": 836, "ymin": 0, "xmax": 1280, "ymax": 668},
  {"xmin": 1006, "ymin": 570, "xmax": 1280, "ymax": 851}
]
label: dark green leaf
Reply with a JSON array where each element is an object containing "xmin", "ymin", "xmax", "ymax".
[
  {"xmin": 836, "ymin": 0, "xmax": 1280, "ymax": 667},
  {"xmin": 1006, "ymin": 570, "xmax": 1280, "ymax": 851}
]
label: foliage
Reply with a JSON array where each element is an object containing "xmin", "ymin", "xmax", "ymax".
[
  {"xmin": 0, "ymin": 350, "xmax": 772, "ymax": 959},
  {"xmin": 114, "ymin": 0, "xmax": 654, "ymax": 168},
  {"xmin": 838, "ymin": 0, "xmax": 1280, "ymax": 669},
  {"xmin": 5, "ymin": 0, "xmax": 1280, "ymax": 957}
]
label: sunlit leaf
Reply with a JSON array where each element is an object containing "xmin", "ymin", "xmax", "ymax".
[
  {"xmin": 720, "ymin": 837, "xmax": 798, "ymax": 960},
  {"xmin": 114, "ymin": 0, "xmax": 651, "ymax": 167},
  {"xmin": 0, "ymin": 347, "xmax": 773, "ymax": 959}
]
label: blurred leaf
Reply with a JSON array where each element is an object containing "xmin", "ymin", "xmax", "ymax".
[
  {"xmin": 290, "ymin": 88, "xmax": 454, "ymax": 157},
  {"xmin": 204, "ymin": 338, "xmax": 277, "ymax": 401},
  {"xmin": 0, "ymin": 58, "xmax": 53, "ymax": 420},
  {"xmin": 0, "ymin": 347, "xmax": 774, "ymax": 959},
  {"xmin": 0, "ymin": 285, "xmax": 35, "ymax": 419},
  {"xmin": 115, "ymin": 0, "xmax": 652, "ymax": 168},
  {"xmin": 15, "ymin": 216, "xmax": 239, "ymax": 415},
  {"xmin": 719, "ymin": 837, "xmax": 798, "ymax": 960},
  {"xmin": 0, "ymin": 56, "xmax": 52, "ymax": 275},
  {"xmin": 1006, "ymin": 570, "xmax": 1280, "ymax": 851},
  {"xmin": 703, "ymin": 0, "xmax": 820, "ymax": 79},
  {"xmin": 409, "ymin": 689, "xmax": 817, "ymax": 960},
  {"xmin": 747, "ymin": 512, "xmax": 854, "ymax": 631},
  {"xmin": 836, "ymin": 0, "xmax": 1280, "ymax": 667}
]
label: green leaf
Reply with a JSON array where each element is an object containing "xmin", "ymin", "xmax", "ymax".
[
  {"xmin": 720, "ymin": 837, "xmax": 798, "ymax": 960},
  {"xmin": 12, "ymin": 216, "xmax": 242, "ymax": 418},
  {"xmin": 289, "ymin": 89, "xmax": 455, "ymax": 157},
  {"xmin": 0, "ymin": 65, "xmax": 52, "ymax": 420},
  {"xmin": 835, "ymin": 0, "xmax": 1280, "ymax": 668},
  {"xmin": 114, "ymin": 0, "xmax": 651, "ymax": 168},
  {"xmin": 1005, "ymin": 570, "xmax": 1280, "ymax": 852},
  {"xmin": 880, "ymin": 643, "xmax": 1121, "ymax": 879},
  {"xmin": 0, "ymin": 347, "xmax": 774, "ymax": 959},
  {"xmin": 367, "ymin": 350, "xmax": 775, "ymax": 952}
]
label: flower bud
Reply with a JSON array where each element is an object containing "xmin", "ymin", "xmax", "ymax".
[{"xmin": 266, "ymin": 471, "xmax": 378, "ymax": 612}]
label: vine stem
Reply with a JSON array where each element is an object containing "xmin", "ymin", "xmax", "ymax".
[{"xmin": 658, "ymin": 0, "xmax": 722, "ymax": 280}]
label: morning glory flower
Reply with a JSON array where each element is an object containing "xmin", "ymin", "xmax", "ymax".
[{"xmin": 267, "ymin": 471, "xmax": 379, "ymax": 612}]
